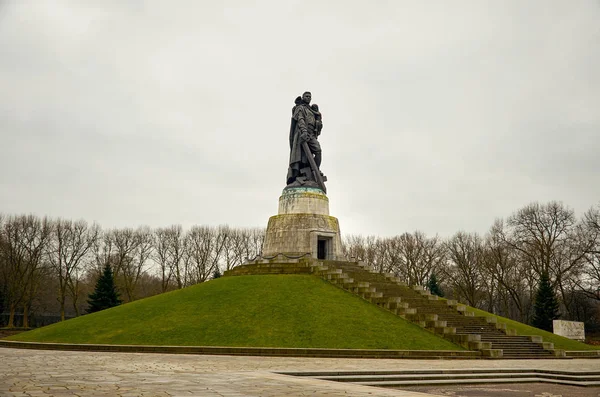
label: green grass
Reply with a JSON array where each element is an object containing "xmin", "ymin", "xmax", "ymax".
[
  {"xmin": 8, "ymin": 275, "xmax": 461, "ymax": 350},
  {"xmin": 467, "ymin": 306, "xmax": 599, "ymax": 351}
]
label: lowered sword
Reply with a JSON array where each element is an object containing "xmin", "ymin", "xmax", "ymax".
[{"xmin": 301, "ymin": 141, "xmax": 327, "ymax": 194}]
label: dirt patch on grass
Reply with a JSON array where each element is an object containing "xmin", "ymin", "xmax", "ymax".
[{"xmin": 0, "ymin": 328, "xmax": 29, "ymax": 338}]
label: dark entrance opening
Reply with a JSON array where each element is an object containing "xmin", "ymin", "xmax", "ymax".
[{"xmin": 317, "ymin": 239, "xmax": 327, "ymax": 260}]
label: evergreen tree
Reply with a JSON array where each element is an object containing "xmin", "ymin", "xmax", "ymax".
[
  {"xmin": 87, "ymin": 264, "xmax": 122, "ymax": 313},
  {"xmin": 532, "ymin": 272, "xmax": 560, "ymax": 331},
  {"xmin": 426, "ymin": 273, "xmax": 444, "ymax": 297},
  {"xmin": 212, "ymin": 267, "xmax": 222, "ymax": 279}
]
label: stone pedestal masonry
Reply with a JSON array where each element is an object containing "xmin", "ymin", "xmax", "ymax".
[{"xmin": 261, "ymin": 187, "xmax": 344, "ymax": 261}]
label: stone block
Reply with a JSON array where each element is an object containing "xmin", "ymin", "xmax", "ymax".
[
  {"xmin": 553, "ymin": 319, "xmax": 585, "ymax": 341},
  {"xmin": 426, "ymin": 320, "xmax": 446, "ymax": 328},
  {"xmin": 553, "ymin": 349, "xmax": 567, "ymax": 357},
  {"xmin": 469, "ymin": 341, "xmax": 492, "ymax": 350},
  {"xmin": 387, "ymin": 301, "xmax": 409, "ymax": 310},
  {"xmin": 481, "ymin": 349, "xmax": 503, "ymax": 358},
  {"xmin": 541, "ymin": 342, "xmax": 554, "ymax": 349}
]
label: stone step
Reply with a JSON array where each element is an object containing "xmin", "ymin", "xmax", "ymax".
[
  {"xmin": 384, "ymin": 301, "xmax": 410, "ymax": 310},
  {"xmin": 315, "ymin": 260, "xmax": 559, "ymax": 359},
  {"xmin": 370, "ymin": 296, "xmax": 403, "ymax": 305},
  {"xmin": 390, "ymin": 307, "xmax": 417, "ymax": 316},
  {"xmin": 342, "ymin": 377, "xmax": 600, "ymax": 387},
  {"xmin": 335, "ymin": 277, "xmax": 354, "ymax": 285},
  {"xmin": 287, "ymin": 369, "xmax": 600, "ymax": 386},
  {"xmin": 481, "ymin": 337, "xmax": 543, "ymax": 341},
  {"xmin": 493, "ymin": 342, "xmax": 550, "ymax": 347},
  {"xmin": 349, "ymin": 286, "xmax": 376, "ymax": 294},
  {"xmin": 316, "ymin": 372, "xmax": 593, "ymax": 383},
  {"xmin": 482, "ymin": 339, "xmax": 540, "ymax": 343},
  {"xmin": 365, "ymin": 291, "xmax": 383, "ymax": 299},
  {"xmin": 405, "ymin": 313, "xmax": 439, "ymax": 322},
  {"xmin": 496, "ymin": 346, "xmax": 551, "ymax": 351}
]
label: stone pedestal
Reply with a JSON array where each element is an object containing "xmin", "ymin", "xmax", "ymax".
[{"xmin": 261, "ymin": 187, "xmax": 344, "ymax": 261}]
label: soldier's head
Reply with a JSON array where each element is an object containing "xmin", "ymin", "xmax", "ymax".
[{"xmin": 302, "ymin": 91, "xmax": 312, "ymax": 104}]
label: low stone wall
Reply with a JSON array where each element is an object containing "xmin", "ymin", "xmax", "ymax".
[
  {"xmin": 224, "ymin": 261, "xmax": 312, "ymax": 276},
  {"xmin": 0, "ymin": 340, "xmax": 481, "ymax": 359}
]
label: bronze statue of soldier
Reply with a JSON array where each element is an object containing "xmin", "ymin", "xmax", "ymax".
[{"xmin": 286, "ymin": 91, "xmax": 327, "ymax": 192}]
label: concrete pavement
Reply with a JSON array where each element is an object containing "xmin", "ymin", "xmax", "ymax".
[{"xmin": 2, "ymin": 347, "xmax": 599, "ymax": 396}]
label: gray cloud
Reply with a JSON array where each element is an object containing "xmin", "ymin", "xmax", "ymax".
[{"xmin": 1, "ymin": 1, "xmax": 599, "ymax": 237}]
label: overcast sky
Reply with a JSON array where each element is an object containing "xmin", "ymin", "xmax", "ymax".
[{"xmin": 1, "ymin": 1, "xmax": 599, "ymax": 238}]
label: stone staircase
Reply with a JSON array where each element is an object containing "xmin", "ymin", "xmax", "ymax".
[
  {"xmin": 281, "ymin": 369, "xmax": 600, "ymax": 387},
  {"xmin": 312, "ymin": 260, "xmax": 565, "ymax": 359}
]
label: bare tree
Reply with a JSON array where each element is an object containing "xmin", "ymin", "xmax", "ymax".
[
  {"xmin": 484, "ymin": 219, "xmax": 531, "ymax": 320},
  {"xmin": 222, "ymin": 228, "xmax": 246, "ymax": 271},
  {"xmin": 422, "ymin": 235, "xmax": 447, "ymax": 285},
  {"xmin": 92, "ymin": 229, "xmax": 114, "ymax": 272},
  {"xmin": 248, "ymin": 227, "xmax": 265, "ymax": 260},
  {"xmin": 504, "ymin": 202, "xmax": 590, "ymax": 317},
  {"xmin": 219, "ymin": 227, "xmax": 263, "ymax": 270},
  {"xmin": 552, "ymin": 220, "xmax": 595, "ymax": 316},
  {"xmin": 342, "ymin": 234, "xmax": 365, "ymax": 261},
  {"xmin": 120, "ymin": 227, "xmax": 154, "ymax": 301},
  {"xmin": 168, "ymin": 225, "xmax": 188, "ymax": 289},
  {"xmin": 343, "ymin": 234, "xmax": 381, "ymax": 270},
  {"xmin": 0, "ymin": 215, "xmax": 51, "ymax": 327},
  {"xmin": 505, "ymin": 202, "xmax": 577, "ymax": 276},
  {"xmin": 0, "ymin": 214, "xmax": 11, "ymax": 322},
  {"xmin": 443, "ymin": 231, "xmax": 485, "ymax": 307},
  {"xmin": 103, "ymin": 228, "xmax": 139, "ymax": 302},
  {"xmin": 385, "ymin": 232, "xmax": 446, "ymax": 286},
  {"xmin": 154, "ymin": 225, "xmax": 179, "ymax": 292},
  {"xmin": 47, "ymin": 219, "xmax": 99, "ymax": 320},
  {"xmin": 576, "ymin": 204, "xmax": 600, "ymax": 301},
  {"xmin": 94, "ymin": 227, "xmax": 155, "ymax": 302},
  {"xmin": 184, "ymin": 225, "xmax": 228, "ymax": 284},
  {"xmin": 151, "ymin": 225, "xmax": 190, "ymax": 290}
]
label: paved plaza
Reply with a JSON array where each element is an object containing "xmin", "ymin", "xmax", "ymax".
[{"xmin": 1, "ymin": 347, "xmax": 600, "ymax": 396}]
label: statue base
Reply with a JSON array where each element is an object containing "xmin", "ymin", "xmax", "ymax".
[{"xmin": 261, "ymin": 187, "xmax": 343, "ymax": 261}]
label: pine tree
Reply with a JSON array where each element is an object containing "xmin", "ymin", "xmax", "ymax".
[
  {"xmin": 87, "ymin": 264, "xmax": 122, "ymax": 313},
  {"xmin": 212, "ymin": 267, "xmax": 222, "ymax": 279},
  {"xmin": 532, "ymin": 272, "xmax": 560, "ymax": 331},
  {"xmin": 426, "ymin": 273, "xmax": 444, "ymax": 297}
]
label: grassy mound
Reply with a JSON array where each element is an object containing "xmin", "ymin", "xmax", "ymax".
[
  {"xmin": 8, "ymin": 275, "xmax": 461, "ymax": 350},
  {"xmin": 467, "ymin": 306, "xmax": 599, "ymax": 351}
]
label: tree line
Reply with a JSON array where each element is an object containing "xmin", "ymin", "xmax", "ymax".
[
  {"xmin": 1, "ymin": 200, "xmax": 599, "ymax": 332},
  {"xmin": 0, "ymin": 216, "xmax": 264, "ymax": 327},
  {"xmin": 343, "ymin": 201, "xmax": 600, "ymax": 331}
]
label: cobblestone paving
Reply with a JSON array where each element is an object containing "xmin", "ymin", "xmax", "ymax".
[{"xmin": 2, "ymin": 348, "xmax": 600, "ymax": 396}]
